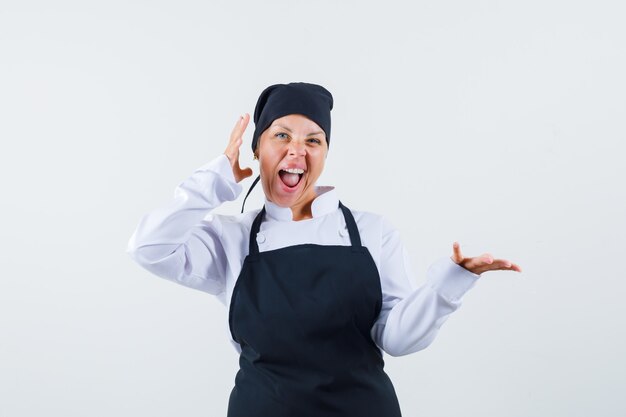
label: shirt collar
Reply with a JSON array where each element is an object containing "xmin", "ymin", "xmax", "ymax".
[{"xmin": 264, "ymin": 186, "xmax": 338, "ymax": 221}]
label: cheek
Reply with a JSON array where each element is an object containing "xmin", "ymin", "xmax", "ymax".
[
  {"xmin": 259, "ymin": 144, "xmax": 285, "ymax": 166},
  {"xmin": 259, "ymin": 150, "xmax": 278, "ymax": 168},
  {"xmin": 261, "ymin": 162, "xmax": 275, "ymax": 178},
  {"xmin": 308, "ymin": 155, "xmax": 326, "ymax": 175}
]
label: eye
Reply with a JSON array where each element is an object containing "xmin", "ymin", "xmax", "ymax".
[
  {"xmin": 307, "ymin": 138, "xmax": 322, "ymax": 144},
  {"xmin": 275, "ymin": 133, "xmax": 289, "ymax": 139}
]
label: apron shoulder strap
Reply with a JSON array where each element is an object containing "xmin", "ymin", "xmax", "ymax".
[
  {"xmin": 248, "ymin": 205, "xmax": 266, "ymax": 257},
  {"xmin": 338, "ymin": 201, "xmax": 363, "ymax": 249},
  {"xmin": 241, "ymin": 174, "xmax": 261, "ymax": 214}
]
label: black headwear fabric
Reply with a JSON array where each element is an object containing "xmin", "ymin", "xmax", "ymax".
[
  {"xmin": 251, "ymin": 82, "xmax": 334, "ymax": 153},
  {"xmin": 241, "ymin": 82, "xmax": 334, "ymax": 213}
]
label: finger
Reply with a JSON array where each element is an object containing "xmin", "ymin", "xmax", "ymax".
[
  {"xmin": 509, "ymin": 262, "xmax": 523, "ymax": 272},
  {"xmin": 224, "ymin": 143, "xmax": 237, "ymax": 163},
  {"xmin": 228, "ymin": 116, "xmax": 240, "ymax": 145},
  {"xmin": 491, "ymin": 259, "xmax": 512, "ymax": 269},
  {"xmin": 239, "ymin": 112, "xmax": 250, "ymax": 133},
  {"xmin": 230, "ymin": 113, "xmax": 250, "ymax": 143},
  {"xmin": 229, "ymin": 120, "xmax": 248, "ymax": 154},
  {"xmin": 480, "ymin": 253, "xmax": 494, "ymax": 265},
  {"xmin": 233, "ymin": 164, "xmax": 253, "ymax": 182},
  {"xmin": 225, "ymin": 137, "xmax": 244, "ymax": 163},
  {"xmin": 225, "ymin": 116, "xmax": 243, "ymax": 160},
  {"xmin": 227, "ymin": 136, "xmax": 242, "ymax": 152},
  {"xmin": 482, "ymin": 259, "xmax": 520, "ymax": 272},
  {"xmin": 451, "ymin": 241, "xmax": 463, "ymax": 263},
  {"xmin": 227, "ymin": 115, "xmax": 242, "ymax": 147},
  {"xmin": 462, "ymin": 254, "xmax": 492, "ymax": 272},
  {"xmin": 239, "ymin": 166, "xmax": 253, "ymax": 179},
  {"xmin": 489, "ymin": 258, "xmax": 524, "ymax": 272}
]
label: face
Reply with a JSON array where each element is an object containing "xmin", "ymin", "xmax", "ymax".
[{"xmin": 256, "ymin": 114, "xmax": 328, "ymax": 211}]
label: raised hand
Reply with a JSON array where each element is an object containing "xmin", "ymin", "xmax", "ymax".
[
  {"xmin": 224, "ymin": 113, "xmax": 254, "ymax": 183},
  {"xmin": 450, "ymin": 241, "xmax": 522, "ymax": 276}
]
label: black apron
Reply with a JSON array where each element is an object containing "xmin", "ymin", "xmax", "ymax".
[{"xmin": 227, "ymin": 201, "xmax": 403, "ymax": 417}]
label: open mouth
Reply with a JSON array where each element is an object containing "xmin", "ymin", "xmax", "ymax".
[{"xmin": 278, "ymin": 168, "xmax": 304, "ymax": 189}]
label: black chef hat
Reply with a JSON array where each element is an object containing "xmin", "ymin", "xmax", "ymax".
[{"xmin": 251, "ymin": 82, "xmax": 334, "ymax": 153}]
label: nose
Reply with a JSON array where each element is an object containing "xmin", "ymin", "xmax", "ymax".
[{"xmin": 287, "ymin": 140, "xmax": 306, "ymax": 157}]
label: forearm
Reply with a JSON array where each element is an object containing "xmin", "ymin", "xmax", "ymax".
[
  {"xmin": 378, "ymin": 256, "xmax": 480, "ymax": 356},
  {"xmin": 126, "ymin": 154, "xmax": 241, "ymax": 267}
]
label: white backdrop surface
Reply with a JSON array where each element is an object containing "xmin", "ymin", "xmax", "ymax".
[{"xmin": 1, "ymin": 1, "xmax": 624, "ymax": 416}]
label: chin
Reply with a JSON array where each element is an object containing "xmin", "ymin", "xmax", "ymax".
[{"xmin": 270, "ymin": 193, "xmax": 301, "ymax": 208}]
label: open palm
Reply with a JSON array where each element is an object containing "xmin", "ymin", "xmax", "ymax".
[
  {"xmin": 224, "ymin": 113, "xmax": 254, "ymax": 183},
  {"xmin": 450, "ymin": 242, "xmax": 522, "ymax": 276}
]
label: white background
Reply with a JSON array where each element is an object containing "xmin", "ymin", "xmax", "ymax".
[{"xmin": 1, "ymin": 0, "xmax": 624, "ymax": 416}]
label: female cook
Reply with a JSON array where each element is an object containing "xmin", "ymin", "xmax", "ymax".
[{"xmin": 127, "ymin": 82, "xmax": 522, "ymax": 417}]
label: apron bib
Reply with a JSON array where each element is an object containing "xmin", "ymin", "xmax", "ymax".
[{"xmin": 227, "ymin": 201, "xmax": 402, "ymax": 417}]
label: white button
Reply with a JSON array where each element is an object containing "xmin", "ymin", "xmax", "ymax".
[
  {"xmin": 256, "ymin": 233, "xmax": 266, "ymax": 244},
  {"xmin": 339, "ymin": 228, "xmax": 349, "ymax": 237}
]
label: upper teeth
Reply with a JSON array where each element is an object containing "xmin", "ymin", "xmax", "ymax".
[{"xmin": 283, "ymin": 168, "xmax": 304, "ymax": 174}]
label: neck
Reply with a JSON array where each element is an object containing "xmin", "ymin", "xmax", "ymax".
[
  {"xmin": 289, "ymin": 187, "xmax": 319, "ymax": 221},
  {"xmin": 265, "ymin": 187, "xmax": 319, "ymax": 221},
  {"xmin": 290, "ymin": 201, "xmax": 313, "ymax": 221}
]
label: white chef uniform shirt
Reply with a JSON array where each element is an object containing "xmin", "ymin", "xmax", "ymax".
[{"xmin": 126, "ymin": 154, "xmax": 481, "ymax": 357}]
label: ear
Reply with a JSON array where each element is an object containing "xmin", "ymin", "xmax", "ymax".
[{"xmin": 254, "ymin": 142, "xmax": 260, "ymax": 160}]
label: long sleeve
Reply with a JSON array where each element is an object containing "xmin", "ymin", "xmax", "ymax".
[
  {"xmin": 370, "ymin": 218, "xmax": 480, "ymax": 357},
  {"xmin": 126, "ymin": 154, "xmax": 242, "ymax": 295}
]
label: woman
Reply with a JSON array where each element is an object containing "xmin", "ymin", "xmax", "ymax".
[{"xmin": 127, "ymin": 82, "xmax": 522, "ymax": 417}]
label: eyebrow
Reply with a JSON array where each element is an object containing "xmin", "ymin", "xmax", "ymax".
[{"xmin": 272, "ymin": 124, "xmax": 324, "ymax": 136}]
